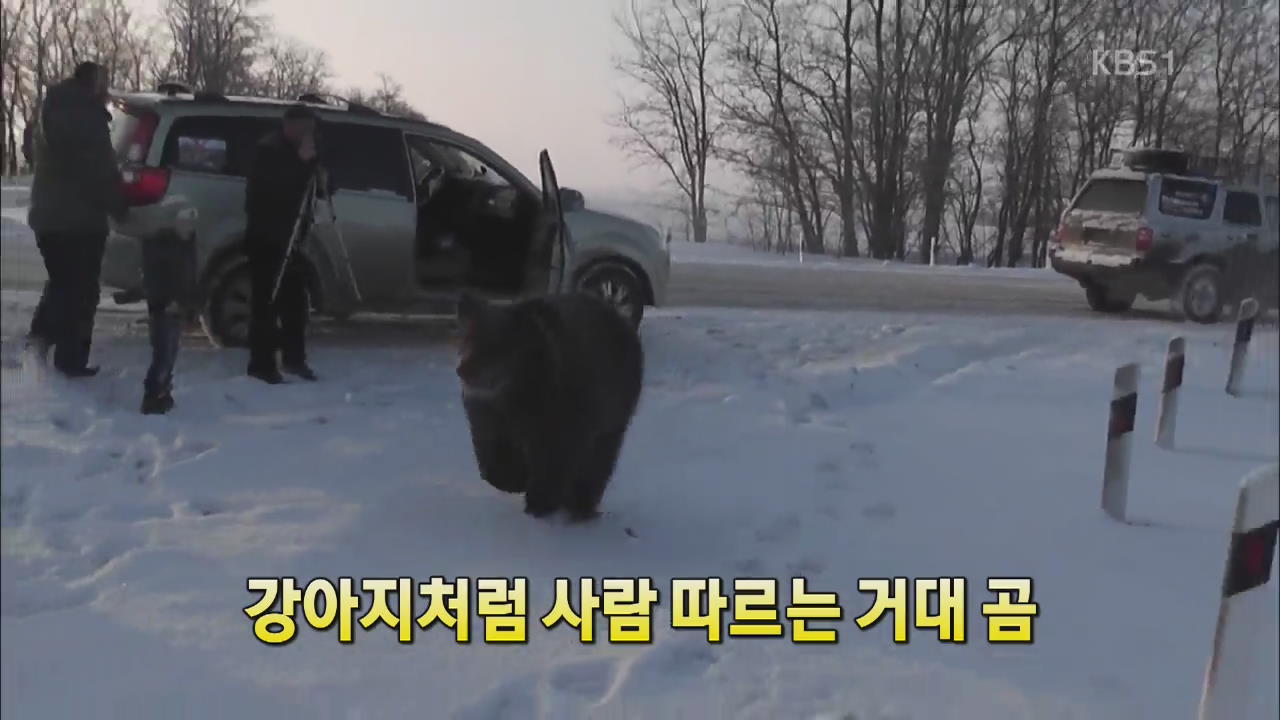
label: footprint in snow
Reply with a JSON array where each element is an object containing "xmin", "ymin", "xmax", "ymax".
[
  {"xmin": 785, "ymin": 556, "xmax": 828, "ymax": 577},
  {"xmin": 816, "ymin": 459, "xmax": 851, "ymax": 493},
  {"xmin": 451, "ymin": 674, "xmax": 540, "ymax": 720},
  {"xmin": 616, "ymin": 635, "xmax": 721, "ymax": 698},
  {"xmin": 754, "ymin": 513, "xmax": 802, "ymax": 544},
  {"xmin": 849, "ymin": 441, "xmax": 879, "ymax": 469},
  {"xmin": 548, "ymin": 658, "xmax": 620, "ymax": 703},
  {"xmin": 169, "ymin": 436, "xmax": 217, "ymax": 463},
  {"xmin": 861, "ymin": 502, "xmax": 896, "ymax": 520}
]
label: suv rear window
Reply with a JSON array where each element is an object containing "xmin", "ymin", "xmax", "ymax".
[
  {"xmin": 1072, "ymin": 179, "xmax": 1147, "ymax": 214},
  {"xmin": 1223, "ymin": 191, "xmax": 1262, "ymax": 226},
  {"xmin": 1158, "ymin": 178, "xmax": 1217, "ymax": 220}
]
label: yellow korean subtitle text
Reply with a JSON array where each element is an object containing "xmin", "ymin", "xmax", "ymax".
[{"xmin": 243, "ymin": 575, "xmax": 1036, "ymax": 645}]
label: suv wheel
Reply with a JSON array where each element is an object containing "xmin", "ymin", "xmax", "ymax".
[
  {"xmin": 577, "ymin": 262, "xmax": 645, "ymax": 329},
  {"xmin": 1084, "ymin": 282, "xmax": 1134, "ymax": 313},
  {"xmin": 202, "ymin": 260, "xmax": 252, "ymax": 348},
  {"xmin": 1174, "ymin": 263, "xmax": 1225, "ymax": 324}
]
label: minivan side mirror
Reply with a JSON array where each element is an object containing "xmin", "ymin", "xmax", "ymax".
[{"xmin": 560, "ymin": 187, "xmax": 585, "ymax": 212}]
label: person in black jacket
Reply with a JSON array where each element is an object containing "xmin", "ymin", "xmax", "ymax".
[
  {"xmin": 26, "ymin": 61, "xmax": 127, "ymax": 377},
  {"xmin": 243, "ymin": 104, "xmax": 328, "ymax": 384}
]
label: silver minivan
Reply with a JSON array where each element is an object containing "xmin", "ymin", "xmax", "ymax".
[
  {"xmin": 101, "ymin": 86, "xmax": 671, "ymax": 346},
  {"xmin": 1050, "ymin": 148, "xmax": 1278, "ymax": 322}
]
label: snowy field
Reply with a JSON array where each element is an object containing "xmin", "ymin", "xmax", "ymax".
[
  {"xmin": 669, "ymin": 238, "xmax": 1056, "ymax": 279},
  {"xmin": 2, "ymin": 288, "xmax": 1277, "ymax": 719}
]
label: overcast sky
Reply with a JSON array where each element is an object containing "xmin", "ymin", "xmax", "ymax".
[{"xmin": 132, "ymin": 0, "xmax": 668, "ymax": 200}]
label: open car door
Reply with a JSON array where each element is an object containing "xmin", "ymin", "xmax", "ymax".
[{"xmin": 520, "ymin": 150, "xmax": 571, "ymax": 298}]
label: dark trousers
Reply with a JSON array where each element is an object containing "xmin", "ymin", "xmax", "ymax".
[
  {"xmin": 248, "ymin": 243, "xmax": 309, "ymax": 372},
  {"xmin": 29, "ymin": 231, "xmax": 107, "ymax": 371},
  {"xmin": 140, "ymin": 236, "xmax": 197, "ymax": 397}
]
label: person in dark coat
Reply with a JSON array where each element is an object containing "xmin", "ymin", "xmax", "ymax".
[
  {"xmin": 243, "ymin": 104, "xmax": 327, "ymax": 384},
  {"xmin": 26, "ymin": 61, "xmax": 127, "ymax": 377}
]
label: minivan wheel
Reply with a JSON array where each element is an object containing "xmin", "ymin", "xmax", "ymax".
[
  {"xmin": 577, "ymin": 262, "xmax": 645, "ymax": 329},
  {"xmin": 202, "ymin": 261, "xmax": 252, "ymax": 348},
  {"xmin": 1174, "ymin": 263, "xmax": 1225, "ymax": 324},
  {"xmin": 1084, "ymin": 282, "xmax": 1134, "ymax": 313}
]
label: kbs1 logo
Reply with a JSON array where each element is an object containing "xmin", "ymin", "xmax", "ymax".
[{"xmin": 1093, "ymin": 49, "xmax": 1174, "ymax": 77}]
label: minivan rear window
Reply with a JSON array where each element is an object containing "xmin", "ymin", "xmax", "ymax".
[
  {"xmin": 109, "ymin": 104, "xmax": 144, "ymax": 162},
  {"xmin": 160, "ymin": 116, "xmax": 276, "ymax": 177},
  {"xmin": 1158, "ymin": 178, "xmax": 1217, "ymax": 220},
  {"xmin": 1072, "ymin": 179, "xmax": 1147, "ymax": 215}
]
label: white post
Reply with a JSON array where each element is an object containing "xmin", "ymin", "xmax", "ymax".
[
  {"xmin": 1155, "ymin": 337, "xmax": 1185, "ymax": 449},
  {"xmin": 1225, "ymin": 298, "xmax": 1259, "ymax": 397},
  {"xmin": 1103, "ymin": 363, "xmax": 1140, "ymax": 522},
  {"xmin": 1198, "ymin": 463, "xmax": 1280, "ymax": 720}
]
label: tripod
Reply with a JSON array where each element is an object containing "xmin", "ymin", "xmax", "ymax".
[{"xmin": 269, "ymin": 169, "xmax": 363, "ymax": 305}]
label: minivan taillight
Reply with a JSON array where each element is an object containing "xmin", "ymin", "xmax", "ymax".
[
  {"xmin": 113, "ymin": 105, "xmax": 167, "ymax": 206},
  {"xmin": 1136, "ymin": 226, "xmax": 1154, "ymax": 252},
  {"xmin": 121, "ymin": 166, "xmax": 170, "ymax": 206}
]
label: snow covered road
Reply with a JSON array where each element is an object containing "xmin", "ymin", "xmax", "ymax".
[{"xmin": 2, "ymin": 182, "xmax": 1160, "ymax": 320}]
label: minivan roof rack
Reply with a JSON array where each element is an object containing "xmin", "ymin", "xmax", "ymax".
[
  {"xmin": 1119, "ymin": 147, "xmax": 1191, "ymax": 176},
  {"xmin": 295, "ymin": 92, "xmax": 382, "ymax": 117},
  {"xmin": 296, "ymin": 92, "xmax": 332, "ymax": 105},
  {"xmin": 156, "ymin": 81, "xmax": 193, "ymax": 96}
]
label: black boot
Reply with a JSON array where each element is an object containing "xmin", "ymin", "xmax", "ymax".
[
  {"xmin": 58, "ymin": 365, "xmax": 101, "ymax": 378},
  {"xmin": 248, "ymin": 366, "xmax": 285, "ymax": 385},
  {"xmin": 141, "ymin": 391, "xmax": 175, "ymax": 415},
  {"xmin": 282, "ymin": 362, "xmax": 318, "ymax": 382}
]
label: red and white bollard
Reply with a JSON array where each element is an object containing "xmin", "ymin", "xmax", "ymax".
[
  {"xmin": 1197, "ymin": 462, "xmax": 1279, "ymax": 720},
  {"xmin": 1225, "ymin": 298, "xmax": 1259, "ymax": 397},
  {"xmin": 1155, "ymin": 337, "xmax": 1185, "ymax": 449},
  {"xmin": 1102, "ymin": 363, "xmax": 1140, "ymax": 522}
]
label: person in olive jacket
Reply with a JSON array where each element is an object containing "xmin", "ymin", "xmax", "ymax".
[{"xmin": 26, "ymin": 61, "xmax": 127, "ymax": 377}]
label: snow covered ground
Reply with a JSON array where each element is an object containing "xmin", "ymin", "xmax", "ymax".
[
  {"xmin": 669, "ymin": 239, "xmax": 1056, "ymax": 279},
  {"xmin": 2, "ymin": 289, "xmax": 1277, "ymax": 719}
]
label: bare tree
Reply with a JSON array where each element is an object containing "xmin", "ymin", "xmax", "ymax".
[
  {"xmin": 1208, "ymin": 0, "xmax": 1278, "ymax": 180},
  {"xmin": 946, "ymin": 69, "xmax": 992, "ymax": 264},
  {"xmin": 613, "ymin": 0, "xmax": 723, "ymax": 244},
  {"xmin": 1, "ymin": 0, "xmax": 26, "ymax": 173},
  {"xmin": 849, "ymin": 0, "xmax": 930, "ymax": 260},
  {"xmin": 160, "ymin": 0, "xmax": 264, "ymax": 94},
  {"xmin": 344, "ymin": 73, "xmax": 427, "ymax": 119},
  {"xmin": 720, "ymin": 0, "xmax": 829, "ymax": 255},
  {"xmin": 988, "ymin": 0, "xmax": 1097, "ymax": 267},
  {"xmin": 252, "ymin": 37, "xmax": 330, "ymax": 100},
  {"xmin": 777, "ymin": 0, "xmax": 861, "ymax": 256},
  {"xmin": 915, "ymin": 0, "xmax": 1010, "ymax": 263}
]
